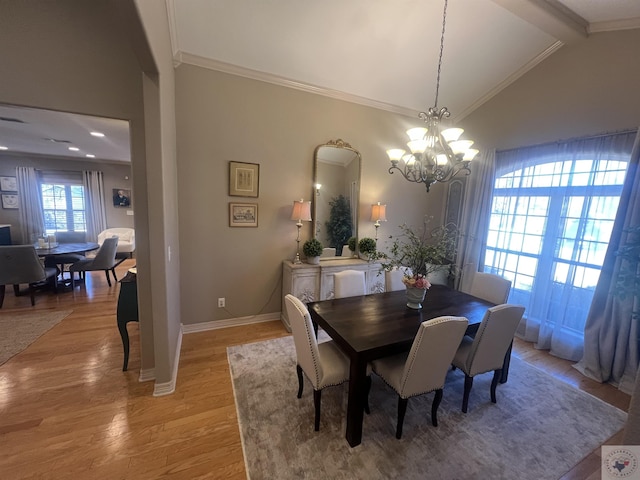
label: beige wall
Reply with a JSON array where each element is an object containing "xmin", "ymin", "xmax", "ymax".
[
  {"xmin": 175, "ymin": 65, "xmax": 434, "ymax": 324},
  {"xmin": 0, "ymin": 155, "xmax": 133, "ymax": 244},
  {"xmin": 460, "ymin": 28, "xmax": 640, "ymax": 150}
]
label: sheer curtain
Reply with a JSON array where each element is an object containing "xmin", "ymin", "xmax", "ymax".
[
  {"xmin": 575, "ymin": 129, "xmax": 640, "ymax": 393},
  {"xmin": 16, "ymin": 166, "xmax": 45, "ymax": 244},
  {"xmin": 456, "ymin": 149, "xmax": 496, "ymax": 292},
  {"xmin": 83, "ymin": 170, "xmax": 107, "ymax": 242},
  {"xmin": 488, "ymin": 131, "xmax": 637, "ymax": 361}
]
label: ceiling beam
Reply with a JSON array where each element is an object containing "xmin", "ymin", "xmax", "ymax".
[{"xmin": 491, "ymin": 0, "xmax": 588, "ymax": 43}]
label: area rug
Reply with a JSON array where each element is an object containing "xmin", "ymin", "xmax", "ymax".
[
  {"xmin": 228, "ymin": 335, "xmax": 627, "ymax": 480},
  {"xmin": 0, "ymin": 310, "xmax": 72, "ymax": 366}
]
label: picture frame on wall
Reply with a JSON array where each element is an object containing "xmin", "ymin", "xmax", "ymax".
[
  {"xmin": 0, "ymin": 176, "xmax": 17, "ymax": 192},
  {"xmin": 1, "ymin": 194, "xmax": 19, "ymax": 209},
  {"xmin": 113, "ymin": 188, "xmax": 132, "ymax": 208},
  {"xmin": 229, "ymin": 161, "xmax": 259, "ymax": 197},
  {"xmin": 229, "ymin": 202, "xmax": 258, "ymax": 227}
]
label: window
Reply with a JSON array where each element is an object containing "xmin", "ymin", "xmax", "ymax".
[
  {"xmin": 40, "ymin": 171, "xmax": 86, "ymax": 234},
  {"xmin": 485, "ymin": 158, "xmax": 627, "ymax": 336}
]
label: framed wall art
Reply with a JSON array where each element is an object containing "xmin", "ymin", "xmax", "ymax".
[
  {"xmin": 1, "ymin": 194, "xmax": 19, "ymax": 209},
  {"xmin": 229, "ymin": 161, "xmax": 259, "ymax": 197},
  {"xmin": 0, "ymin": 176, "xmax": 17, "ymax": 192},
  {"xmin": 113, "ymin": 188, "xmax": 132, "ymax": 207},
  {"xmin": 229, "ymin": 202, "xmax": 258, "ymax": 227}
]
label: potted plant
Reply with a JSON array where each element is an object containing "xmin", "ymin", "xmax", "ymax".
[
  {"xmin": 347, "ymin": 236, "xmax": 357, "ymax": 257},
  {"xmin": 325, "ymin": 195, "xmax": 353, "ymax": 256},
  {"xmin": 302, "ymin": 238, "xmax": 323, "ymax": 265},
  {"xmin": 378, "ymin": 220, "xmax": 459, "ymax": 308},
  {"xmin": 358, "ymin": 237, "xmax": 377, "ymax": 261}
]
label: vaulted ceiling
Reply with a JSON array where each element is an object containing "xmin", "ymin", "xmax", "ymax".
[{"xmin": 1, "ymin": 0, "xmax": 639, "ymax": 162}]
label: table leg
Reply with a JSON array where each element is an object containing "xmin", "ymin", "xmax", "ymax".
[
  {"xmin": 500, "ymin": 341, "xmax": 513, "ymax": 384},
  {"xmin": 345, "ymin": 356, "xmax": 368, "ymax": 447},
  {"xmin": 118, "ymin": 319, "xmax": 130, "ymax": 371}
]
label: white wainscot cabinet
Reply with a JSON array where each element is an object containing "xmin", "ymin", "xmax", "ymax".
[{"xmin": 281, "ymin": 258, "xmax": 384, "ymax": 331}]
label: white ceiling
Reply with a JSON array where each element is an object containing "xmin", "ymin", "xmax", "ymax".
[{"xmin": 1, "ymin": 0, "xmax": 639, "ymax": 162}]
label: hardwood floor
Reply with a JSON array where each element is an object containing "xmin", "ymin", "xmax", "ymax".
[{"xmin": 0, "ymin": 262, "xmax": 630, "ymax": 479}]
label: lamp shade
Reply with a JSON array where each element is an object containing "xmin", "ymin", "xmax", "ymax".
[
  {"xmin": 291, "ymin": 199, "xmax": 312, "ymax": 222},
  {"xmin": 370, "ymin": 202, "xmax": 387, "ymax": 223}
]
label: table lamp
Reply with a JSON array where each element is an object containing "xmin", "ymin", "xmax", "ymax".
[
  {"xmin": 291, "ymin": 199, "xmax": 312, "ymax": 264},
  {"xmin": 371, "ymin": 202, "xmax": 387, "ymax": 242}
]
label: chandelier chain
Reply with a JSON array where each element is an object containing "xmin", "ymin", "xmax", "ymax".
[{"xmin": 434, "ymin": 0, "xmax": 448, "ymax": 108}]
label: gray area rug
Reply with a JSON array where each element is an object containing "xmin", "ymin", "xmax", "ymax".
[
  {"xmin": 228, "ymin": 335, "xmax": 627, "ymax": 480},
  {"xmin": 0, "ymin": 310, "xmax": 72, "ymax": 365}
]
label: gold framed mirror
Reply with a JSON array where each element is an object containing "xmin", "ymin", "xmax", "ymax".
[{"xmin": 312, "ymin": 139, "xmax": 361, "ymax": 259}]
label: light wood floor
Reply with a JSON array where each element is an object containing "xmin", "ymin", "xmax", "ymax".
[{"xmin": 0, "ymin": 260, "xmax": 630, "ymax": 479}]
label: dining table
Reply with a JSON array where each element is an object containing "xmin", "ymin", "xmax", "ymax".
[
  {"xmin": 34, "ymin": 242, "xmax": 100, "ymax": 257},
  {"xmin": 307, "ymin": 285, "xmax": 498, "ymax": 447}
]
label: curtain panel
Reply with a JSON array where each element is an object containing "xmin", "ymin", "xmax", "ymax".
[
  {"xmin": 83, "ymin": 171, "xmax": 107, "ymax": 242},
  {"xmin": 16, "ymin": 166, "xmax": 45, "ymax": 245}
]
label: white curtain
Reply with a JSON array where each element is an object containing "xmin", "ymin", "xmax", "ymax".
[
  {"xmin": 456, "ymin": 149, "xmax": 496, "ymax": 292},
  {"xmin": 16, "ymin": 166, "xmax": 45, "ymax": 244},
  {"xmin": 575, "ymin": 129, "xmax": 640, "ymax": 393},
  {"xmin": 83, "ymin": 170, "xmax": 107, "ymax": 242},
  {"xmin": 493, "ymin": 131, "xmax": 637, "ymax": 361}
]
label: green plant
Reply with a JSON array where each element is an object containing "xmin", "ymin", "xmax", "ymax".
[
  {"xmin": 347, "ymin": 236, "xmax": 357, "ymax": 252},
  {"xmin": 302, "ymin": 238, "xmax": 323, "ymax": 258},
  {"xmin": 378, "ymin": 220, "xmax": 459, "ymax": 278},
  {"xmin": 358, "ymin": 237, "xmax": 377, "ymax": 259},
  {"xmin": 324, "ymin": 195, "xmax": 353, "ymax": 251}
]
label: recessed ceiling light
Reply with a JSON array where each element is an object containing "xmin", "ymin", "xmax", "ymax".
[
  {"xmin": 68, "ymin": 147, "xmax": 80, "ymax": 151},
  {"xmin": 85, "ymin": 154, "xmax": 95, "ymax": 158},
  {"xmin": 90, "ymin": 131, "xmax": 105, "ymax": 137},
  {"xmin": 0, "ymin": 146, "xmax": 8, "ymax": 150}
]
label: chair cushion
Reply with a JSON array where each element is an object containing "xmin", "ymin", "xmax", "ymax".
[{"xmin": 316, "ymin": 341, "xmax": 350, "ymax": 389}]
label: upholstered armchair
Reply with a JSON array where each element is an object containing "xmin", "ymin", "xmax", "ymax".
[{"xmin": 98, "ymin": 228, "xmax": 135, "ymax": 258}]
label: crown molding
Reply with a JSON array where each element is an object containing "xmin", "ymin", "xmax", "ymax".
[
  {"xmin": 589, "ymin": 17, "xmax": 640, "ymax": 34},
  {"xmin": 176, "ymin": 51, "xmax": 420, "ymax": 118},
  {"xmin": 455, "ymin": 40, "xmax": 564, "ymax": 121}
]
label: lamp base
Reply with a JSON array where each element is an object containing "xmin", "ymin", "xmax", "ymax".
[{"xmin": 293, "ymin": 252, "xmax": 302, "ymax": 264}]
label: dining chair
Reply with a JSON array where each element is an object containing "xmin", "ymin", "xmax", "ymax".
[
  {"xmin": 468, "ymin": 272, "xmax": 512, "ymax": 305},
  {"xmin": 385, "ymin": 266, "xmax": 412, "ymax": 292},
  {"xmin": 333, "ymin": 270, "xmax": 366, "ymax": 298},
  {"xmin": 0, "ymin": 245, "xmax": 58, "ymax": 308},
  {"xmin": 451, "ymin": 304, "xmax": 526, "ymax": 413},
  {"xmin": 370, "ymin": 316, "xmax": 468, "ymax": 439},
  {"xmin": 69, "ymin": 237, "xmax": 119, "ymax": 288},
  {"xmin": 284, "ymin": 294, "xmax": 370, "ymax": 431}
]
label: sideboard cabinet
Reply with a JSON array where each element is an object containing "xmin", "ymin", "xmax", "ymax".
[{"xmin": 281, "ymin": 258, "xmax": 383, "ymax": 331}]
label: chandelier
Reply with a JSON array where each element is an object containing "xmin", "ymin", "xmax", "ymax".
[{"xmin": 386, "ymin": 0, "xmax": 478, "ymax": 192}]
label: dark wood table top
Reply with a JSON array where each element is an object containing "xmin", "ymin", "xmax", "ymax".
[
  {"xmin": 35, "ymin": 242, "xmax": 100, "ymax": 256},
  {"xmin": 308, "ymin": 285, "xmax": 494, "ymax": 361}
]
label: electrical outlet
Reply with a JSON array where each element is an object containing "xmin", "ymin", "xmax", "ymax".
[{"xmin": 218, "ymin": 298, "xmax": 225, "ymax": 308}]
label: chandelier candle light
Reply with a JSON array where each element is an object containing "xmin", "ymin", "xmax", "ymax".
[
  {"xmin": 386, "ymin": 0, "xmax": 478, "ymax": 192},
  {"xmin": 290, "ymin": 199, "xmax": 312, "ymax": 264}
]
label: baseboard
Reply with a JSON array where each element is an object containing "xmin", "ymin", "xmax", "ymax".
[
  {"xmin": 182, "ymin": 312, "xmax": 281, "ymax": 333},
  {"xmin": 152, "ymin": 326, "xmax": 183, "ymax": 397}
]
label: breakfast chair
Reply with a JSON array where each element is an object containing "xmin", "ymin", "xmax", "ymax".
[
  {"xmin": 469, "ymin": 272, "xmax": 512, "ymax": 305},
  {"xmin": 333, "ymin": 270, "xmax": 366, "ymax": 298},
  {"xmin": 0, "ymin": 245, "xmax": 58, "ymax": 308},
  {"xmin": 451, "ymin": 304, "xmax": 526, "ymax": 413},
  {"xmin": 69, "ymin": 237, "xmax": 119, "ymax": 288},
  {"xmin": 370, "ymin": 316, "xmax": 468, "ymax": 439},
  {"xmin": 284, "ymin": 294, "xmax": 370, "ymax": 431}
]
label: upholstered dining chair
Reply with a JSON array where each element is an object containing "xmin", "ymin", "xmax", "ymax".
[
  {"xmin": 469, "ymin": 272, "xmax": 512, "ymax": 305},
  {"xmin": 333, "ymin": 270, "xmax": 366, "ymax": 298},
  {"xmin": 369, "ymin": 316, "xmax": 468, "ymax": 439},
  {"xmin": 284, "ymin": 294, "xmax": 370, "ymax": 431},
  {"xmin": 385, "ymin": 267, "xmax": 412, "ymax": 292},
  {"xmin": 0, "ymin": 245, "xmax": 58, "ymax": 308},
  {"xmin": 69, "ymin": 237, "xmax": 119, "ymax": 288},
  {"xmin": 451, "ymin": 304, "xmax": 526, "ymax": 413}
]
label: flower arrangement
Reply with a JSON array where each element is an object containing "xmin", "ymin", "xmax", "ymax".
[
  {"xmin": 377, "ymin": 219, "xmax": 459, "ymax": 285},
  {"xmin": 402, "ymin": 274, "xmax": 431, "ymax": 290}
]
